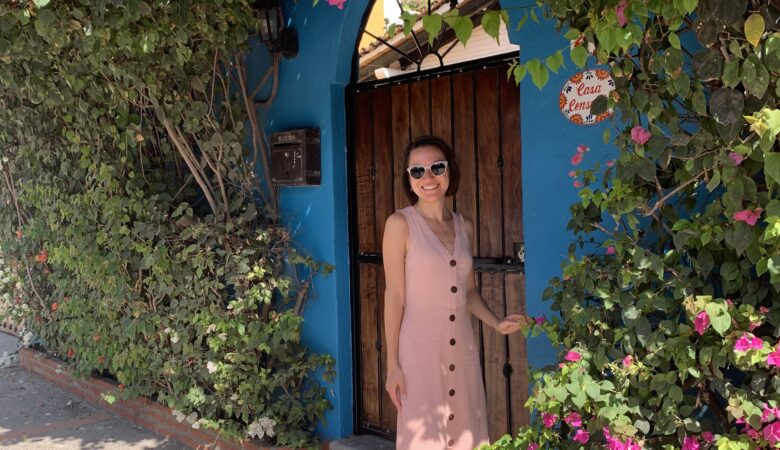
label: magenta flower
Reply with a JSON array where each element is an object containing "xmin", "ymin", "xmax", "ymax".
[
  {"xmin": 606, "ymin": 246, "xmax": 615, "ymax": 255},
  {"xmin": 747, "ymin": 427, "xmax": 760, "ymax": 439},
  {"xmin": 577, "ymin": 144, "xmax": 590, "ymax": 154},
  {"xmin": 701, "ymin": 431, "xmax": 714, "ymax": 443},
  {"xmin": 762, "ymin": 405, "xmax": 780, "ymax": 422},
  {"xmin": 568, "ymin": 170, "xmax": 577, "ymax": 177},
  {"xmin": 623, "ymin": 355, "xmax": 633, "ymax": 368},
  {"xmin": 729, "ymin": 152, "xmax": 745, "ymax": 166},
  {"xmin": 573, "ymin": 429, "xmax": 590, "ymax": 443},
  {"xmin": 630, "ymin": 125, "xmax": 652, "ymax": 145},
  {"xmin": 565, "ymin": 350, "xmax": 582, "ymax": 362},
  {"xmin": 764, "ymin": 422, "xmax": 780, "ymax": 444},
  {"xmin": 573, "ymin": 180, "xmax": 583, "ymax": 188},
  {"xmin": 682, "ymin": 436, "xmax": 700, "ymax": 450},
  {"xmin": 526, "ymin": 444, "xmax": 539, "ymax": 450},
  {"xmin": 326, "ymin": 0, "xmax": 347, "ymax": 8},
  {"xmin": 606, "ymin": 159, "xmax": 615, "ymax": 167},
  {"xmin": 542, "ymin": 412, "xmax": 557, "ymax": 428},
  {"xmin": 615, "ymin": 0, "xmax": 628, "ymax": 27},
  {"xmin": 571, "ymin": 153, "xmax": 584, "ymax": 165},
  {"xmin": 760, "ymin": 306, "xmax": 770, "ymax": 313},
  {"xmin": 735, "ymin": 333, "xmax": 764, "ymax": 352},
  {"xmin": 732, "ymin": 208, "xmax": 763, "ymax": 226},
  {"xmin": 768, "ymin": 348, "xmax": 780, "ymax": 367},
  {"xmin": 534, "ymin": 316, "xmax": 546, "ymax": 326},
  {"xmin": 694, "ymin": 311, "xmax": 710, "ymax": 336},
  {"xmin": 565, "ymin": 412, "xmax": 582, "ymax": 428}
]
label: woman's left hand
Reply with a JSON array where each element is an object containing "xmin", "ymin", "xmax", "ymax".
[{"xmin": 495, "ymin": 314, "xmax": 530, "ymax": 335}]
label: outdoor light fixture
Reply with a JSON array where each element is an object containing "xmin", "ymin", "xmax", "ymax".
[{"xmin": 253, "ymin": 0, "xmax": 299, "ymax": 59}]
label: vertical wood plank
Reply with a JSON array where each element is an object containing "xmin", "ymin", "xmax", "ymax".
[
  {"xmin": 373, "ymin": 86, "xmax": 399, "ymax": 433},
  {"xmin": 353, "ymin": 90, "xmax": 380, "ymax": 426},
  {"xmin": 391, "ymin": 84, "xmax": 411, "ymax": 212},
  {"xmin": 410, "ymin": 79, "xmax": 431, "ymax": 139},
  {"xmin": 430, "ymin": 76, "xmax": 454, "ymax": 211},
  {"xmin": 500, "ymin": 67, "xmax": 530, "ymax": 432},
  {"xmin": 475, "ymin": 68, "xmax": 509, "ymax": 440}
]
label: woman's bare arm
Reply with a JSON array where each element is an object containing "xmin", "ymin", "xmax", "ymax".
[{"xmin": 382, "ymin": 212, "xmax": 408, "ymax": 410}]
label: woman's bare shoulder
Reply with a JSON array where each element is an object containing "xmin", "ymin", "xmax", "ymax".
[{"xmin": 384, "ymin": 211, "xmax": 409, "ymax": 236}]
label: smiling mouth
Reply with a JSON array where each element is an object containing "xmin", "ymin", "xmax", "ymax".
[{"xmin": 420, "ymin": 185, "xmax": 439, "ymax": 191}]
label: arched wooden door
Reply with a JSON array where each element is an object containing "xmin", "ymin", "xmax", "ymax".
[{"xmin": 348, "ymin": 58, "xmax": 528, "ymax": 442}]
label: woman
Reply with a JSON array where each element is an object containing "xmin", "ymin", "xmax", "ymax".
[{"xmin": 382, "ymin": 136, "xmax": 526, "ymax": 450}]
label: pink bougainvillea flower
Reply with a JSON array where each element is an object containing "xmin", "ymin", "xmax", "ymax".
[
  {"xmin": 762, "ymin": 405, "xmax": 780, "ymax": 422},
  {"xmin": 630, "ymin": 125, "xmax": 652, "ymax": 145},
  {"xmin": 606, "ymin": 246, "xmax": 616, "ymax": 255},
  {"xmin": 565, "ymin": 350, "xmax": 582, "ymax": 362},
  {"xmin": 606, "ymin": 159, "xmax": 616, "ymax": 167},
  {"xmin": 67, "ymin": 347, "xmax": 75, "ymax": 358},
  {"xmin": 747, "ymin": 426, "xmax": 760, "ymax": 439},
  {"xmin": 534, "ymin": 316, "xmax": 546, "ymax": 326},
  {"xmin": 527, "ymin": 444, "xmax": 539, "ymax": 450},
  {"xmin": 542, "ymin": 412, "xmax": 557, "ymax": 428},
  {"xmin": 701, "ymin": 431, "xmax": 714, "ymax": 443},
  {"xmin": 694, "ymin": 311, "xmax": 710, "ymax": 336},
  {"xmin": 762, "ymin": 422, "xmax": 780, "ymax": 444},
  {"xmin": 577, "ymin": 144, "xmax": 590, "ymax": 154},
  {"xmin": 51, "ymin": 302, "xmax": 58, "ymax": 312},
  {"xmin": 326, "ymin": 0, "xmax": 347, "ymax": 9},
  {"xmin": 767, "ymin": 348, "xmax": 780, "ymax": 367},
  {"xmin": 615, "ymin": 0, "xmax": 628, "ymax": 27},
  {"xmin": 729, "ymin": 152, "xmax": 746, "ymax": 166},
  {"xmin": 726, "ymin": 299, "xmax": 734, "ymax": 308},
  {"xmin": 623, "ymin": 355, "xmax": 633, "ymax": 368},
  {"xmin": 571, "ymin": 153, "xmax": 584, "ymax": 165},
  {"xmin": 682, "ymin": 436, "xmax": 700, "ymax": 450},
  {"xmin": 732, "ymin": 208, "xmax": 763, "ymax": 226},
  {"xmin": 760, "ymin": 306, "xmax": 770, "ymax": 313},
  {"xmin": 573, "ymin": 429, "xmax": 590, "ymax": 443},
  {"xmin": 750, "ymin": 321, "xmax": 762, "ymax": 331},
  {"xmin": 565, "ymin": 412, "xmax": 582, "ymax": 428},
  {"xmin": 573, "ymin": 180, "xmax": 583, "ymax": 188},
  {"xmin": 735, "ymin": 333, "xmax": 764, "ymax": 352},
  {"xmin": 568, "ymin": 170, "xmax": 577, "ymax": 177}
]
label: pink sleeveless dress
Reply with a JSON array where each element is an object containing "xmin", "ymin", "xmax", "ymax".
[{"xmin": 395, "ymin": 206, "xmax": 489, "ymax": 450}]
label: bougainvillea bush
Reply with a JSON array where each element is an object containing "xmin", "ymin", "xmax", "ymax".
[
  {"xmin": 482, "ymin": 0, "xmax": 780, "ymax": 448},
  {"xmin": 0, "ymin": 1, "xmax": 332, "ymax": 446}
]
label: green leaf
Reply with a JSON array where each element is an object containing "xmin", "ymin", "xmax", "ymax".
[
  {"xmin": 33, "ymin": 0, "xmax": 51, "ymax": 7},
  {"xmin": 709, "ymin": 88, "xmax": 744, "ymax": 125},
  {"xmin": 513, "ymin": 64, "xmax": 527, "ymax": 84},
  {"xmin": 766, "ymin": 153, "xmax": 780, "ymax": 186},
  {"xmin": 423, "ymin": 14, "xmax": 443, "ymax": 46},
  {"xmin": 745, "ymin": 13, "xmax": 765, "ymax": 47},
  {"xmin": 481, "ymin": 11, "xmax": 501, "ymax": 44},
  {"xmin": 530, "ymin": 8, "xmax": 539, "ymax": 24},
  {"xmin": 515, "ymin": 12, "xmax": 528, "ymax": 31},
  {"xmin": 526, "ymin": 59, "xmax": 549, "ymax": 90},
  {"xmin": 668, "ymin": 31, "xmax": 681, "ymax": 49},
  {"xmin": 722, "ymin": 60, "xmax": 741, "ymax": 88},
  {"xmin": 683, "ymin": 0, "xmax": 698, "ymax": 13},
  {"xmin": 571, "ymin": 45, "xmax": 588, "ymax": 68},
  {"xmin": 603, "ymin": 128, "xmax": 611, "ymax": 145},
  {"xmin": 444, "ymin": 16, "xmax": 473, "ymax": 46},
  {"xmin": 590, "ymin": 95, "xmax": 608, "ymax": 115},
  {"xmin": 545, "ymin": 50, "xmax": 563, "ymax": 73}
]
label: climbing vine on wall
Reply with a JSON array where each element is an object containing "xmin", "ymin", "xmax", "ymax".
[{"xmin": 0, "ymin": 1, "xmax": 332, "ymax": 447}]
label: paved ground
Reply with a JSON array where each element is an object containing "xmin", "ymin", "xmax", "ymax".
[{"xmin": 0, "ymin": 332, "xmax": 187, "ymax": 450}]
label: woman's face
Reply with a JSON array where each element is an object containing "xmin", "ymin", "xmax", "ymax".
[{"xmin": 408, "ymin": 145, "xmax": 449, "ymax": 203}]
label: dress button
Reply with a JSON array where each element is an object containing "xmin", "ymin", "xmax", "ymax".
[
  {"xmin": 449, "ymin": 314, "xmax": 455, "ymax": 321},
  {"xmin": 448, "ymin": 413, "xmax": 455, "ymax": 421},
  {"xmin": 448, "ymin": 439, "xmax": 454, "ymax": 446},
  {"xmin": 449, "ymin": 364, "xmax": 455, "ymax": 371},
  {"xmin": 450, "ymin": 286, "xmax": 458, "ymax": 293},
  {"xmin": 449, "ymin": 389, "xmax": 455, "ymax": 396},
  {"xmin": 450, "ymin": 259, "xmax": 456, "ymax": 267},
  {"xmin": 450, "ymin": 338, "xmax": 456, "ymax": 345}
]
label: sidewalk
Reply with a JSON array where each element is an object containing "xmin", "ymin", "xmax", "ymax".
[{"xmin": 0, "ymin": 332, "xmax": 187, "ymax": 449}]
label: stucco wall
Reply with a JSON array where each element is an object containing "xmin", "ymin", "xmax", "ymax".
[{"xmin": 256, "ymin": 0, "xmax": 617, "ymax": 440}]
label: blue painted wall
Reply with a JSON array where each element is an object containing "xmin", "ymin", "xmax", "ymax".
[
  {"xmin": 256, "ymin": 0, "xmax": 620, "ymax": 440},
  {"xmin": 503, "ymin": 3, "xmax": 617, "ymax": 371}
]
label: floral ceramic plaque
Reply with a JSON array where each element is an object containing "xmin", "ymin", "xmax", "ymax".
[{"xmin": 559, "ymin": 69, "xmax": 615, "ymax": 125}]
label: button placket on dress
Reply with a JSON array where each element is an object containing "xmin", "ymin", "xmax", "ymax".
[{"xmin": 446, "ymin": 256, "xmax": 458, "ymax": 446}]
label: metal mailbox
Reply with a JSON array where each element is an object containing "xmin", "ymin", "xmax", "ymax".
[{"xmin": 270, "ymin": 128, "xmax": 321, "ymax": 186}]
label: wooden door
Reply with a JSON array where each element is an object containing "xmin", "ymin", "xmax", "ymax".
[{"xmin": 349, "ymin": 62, "xmax": 528, "ymax": 442}]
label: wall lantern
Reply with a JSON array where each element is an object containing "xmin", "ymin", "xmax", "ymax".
[{"xmin": 253, "ymin": 0, "xmax": 299, "ymax": 59}]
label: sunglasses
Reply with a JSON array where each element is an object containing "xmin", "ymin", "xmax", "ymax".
[{"xmin": 406, "ymin": 161, "xmax": 448, "ymax": 179}]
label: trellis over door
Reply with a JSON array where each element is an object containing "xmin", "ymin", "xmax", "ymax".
[{"xmin": 348, "ymin": 59, "xmax": 529, "ymax": 441}]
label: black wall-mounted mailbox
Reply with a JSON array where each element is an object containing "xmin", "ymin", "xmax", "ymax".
[{"xmin": 270, "ymin": 128, "xmax": 321, "ymax": 186}]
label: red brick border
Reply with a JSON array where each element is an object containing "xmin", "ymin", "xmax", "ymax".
[{"xmin": 19, "ymin": 348, "xmax": 331, "ymax": 450}]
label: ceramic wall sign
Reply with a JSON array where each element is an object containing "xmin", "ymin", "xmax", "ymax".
[{"xmin": 559, "ymin": 69, "xmax": 615, "ymax": 125}]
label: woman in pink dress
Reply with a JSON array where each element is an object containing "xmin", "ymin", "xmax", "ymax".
[{"xmin": 382, "ymin": 136, "xmax": 527, "ymax": 450}]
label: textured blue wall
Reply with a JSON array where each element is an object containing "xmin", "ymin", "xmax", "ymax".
[
  {"xmin": 502, "ymin": 3, "xmax": 617, "ymax": 371},
  {"xmin": 257, "ymin": 0, "xmax": 619, "ymax": 440}
]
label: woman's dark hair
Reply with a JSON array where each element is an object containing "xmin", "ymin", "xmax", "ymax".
[{"xmin": 402, "ymin": 135, "xmax": 460, "ymax": 204}]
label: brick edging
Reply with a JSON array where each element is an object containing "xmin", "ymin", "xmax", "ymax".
[{"xmin": 19, "ymin": 348, "xmax": 329, "ymax": 450}]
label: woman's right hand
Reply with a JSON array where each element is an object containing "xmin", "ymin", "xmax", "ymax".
[{"xmin": 385, "ymin": 366, "xmax": 406, "ymax": 412}]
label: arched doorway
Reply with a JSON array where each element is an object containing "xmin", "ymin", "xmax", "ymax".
[{"xmin": 346, "ymin": 0, "xmax": 529, "ymax": 440}]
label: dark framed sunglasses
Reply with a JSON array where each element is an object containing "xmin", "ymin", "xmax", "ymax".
[{"xmin": 406, "ymin": 161, "xmax": 448, "ymax": 179}]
